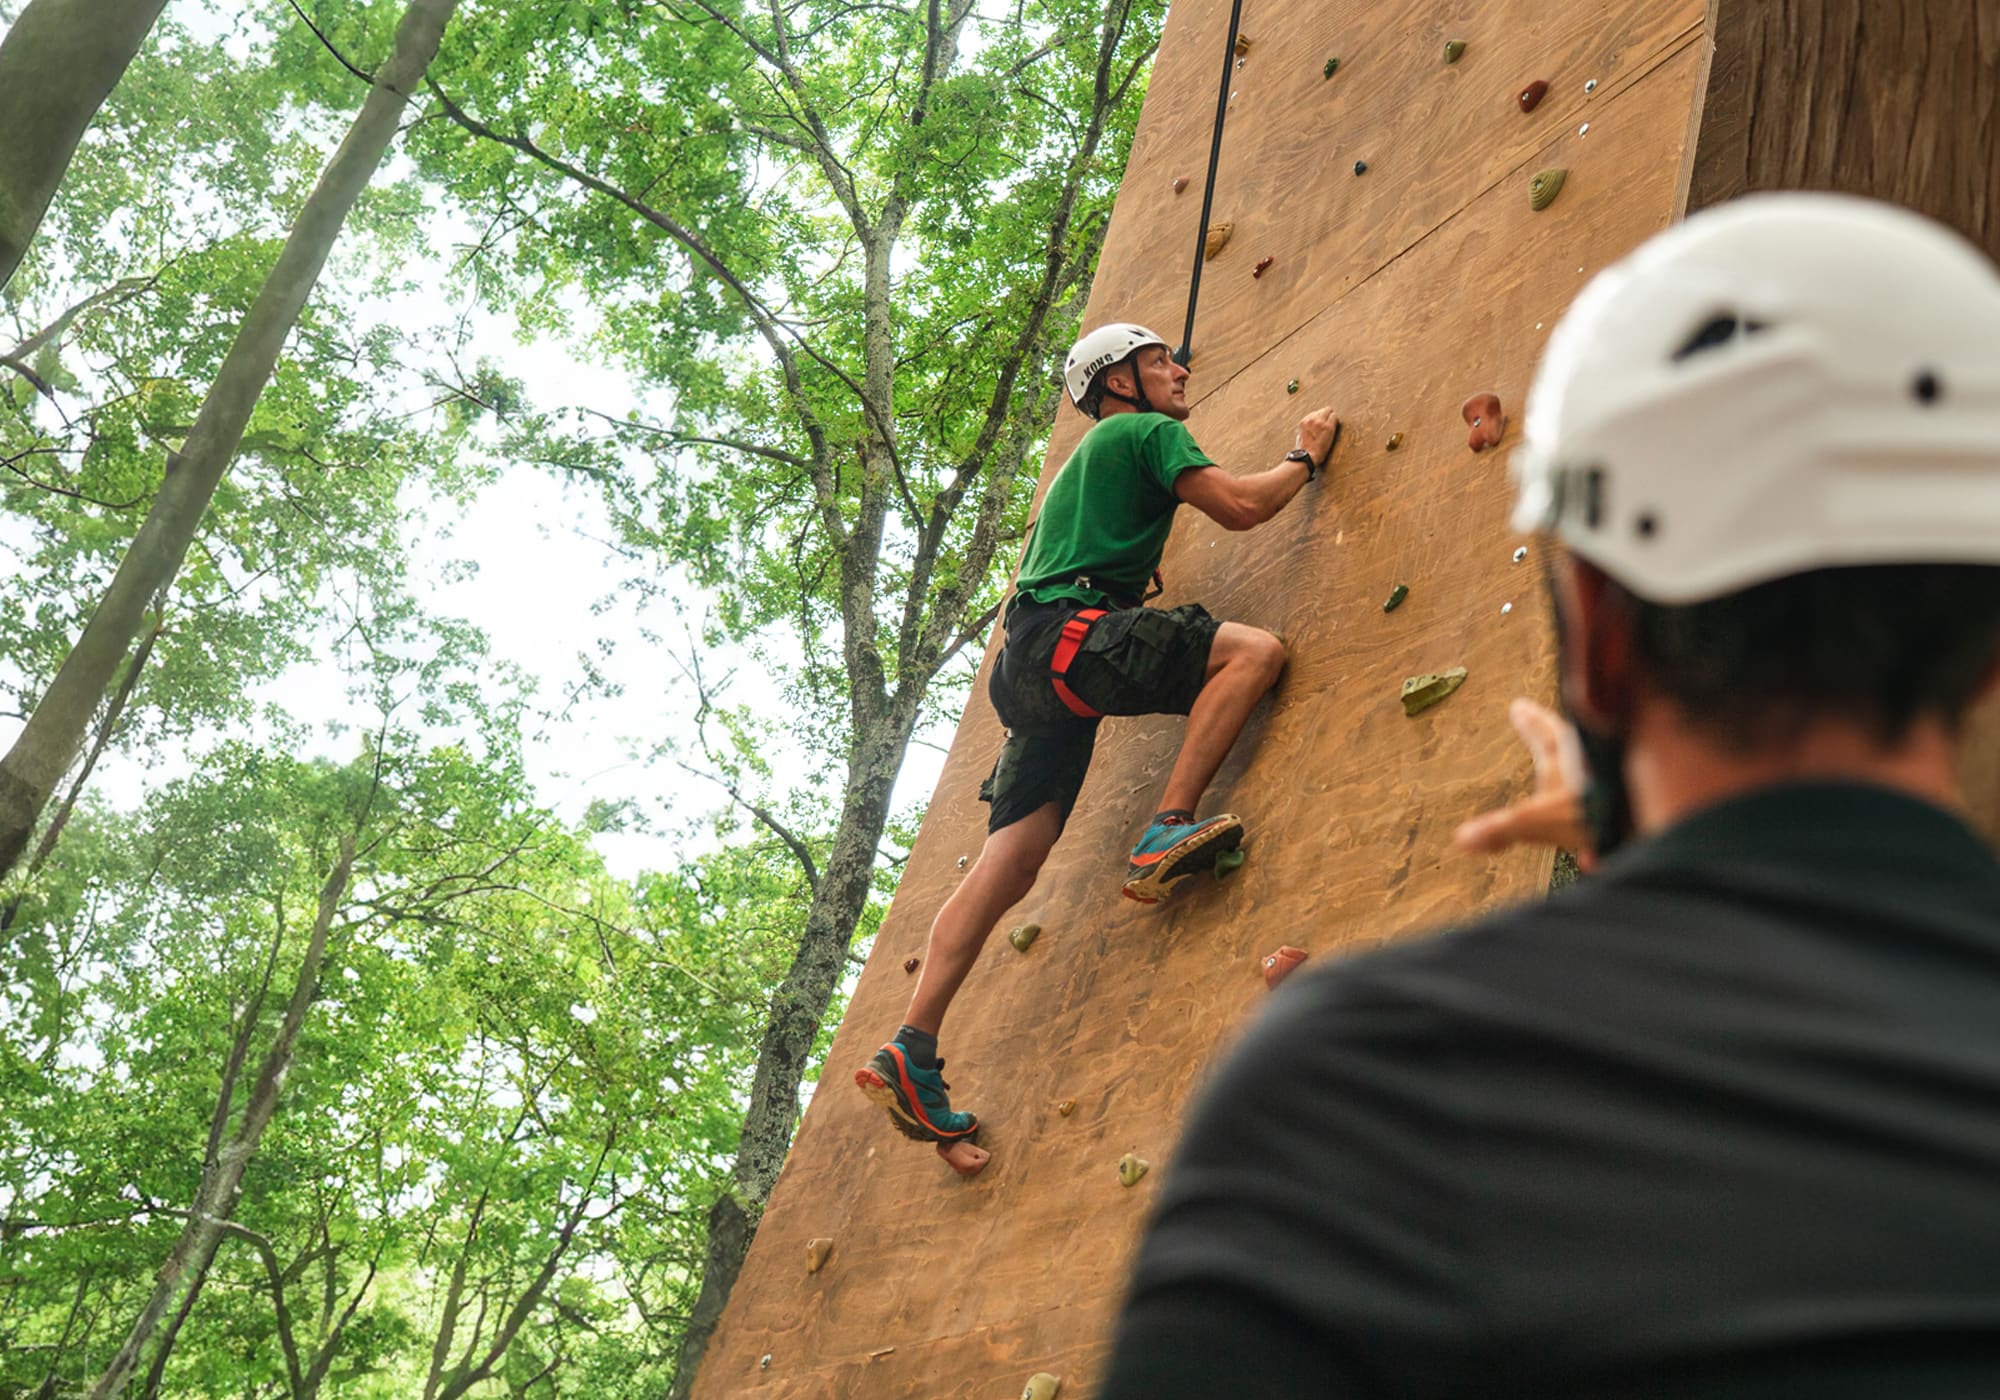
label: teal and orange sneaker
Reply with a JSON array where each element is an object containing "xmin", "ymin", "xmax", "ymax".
[
  {"xmin": 1122, "ymin": 812, "xmax": 1245, "ymax": 903},
  {"xmin": 855, "ymin": 1041, "xmax": 980, "ymax": 1144}
]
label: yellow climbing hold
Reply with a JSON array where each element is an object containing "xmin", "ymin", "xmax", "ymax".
[
  {"xmin": 1119, "ymin": 1153, "xmax": 1150, "ymax": 1188},
  {"xmin": 806, "ymin": 1237, "xmax": 833, "ymax": 1273},
  {"xmin": 1203, "ymin": 222, "xmax": 1234, "ymax": 260},
  {"xmin": 1022, "ymin": 1374, "xmax": 1063, "ymax": 1400}
]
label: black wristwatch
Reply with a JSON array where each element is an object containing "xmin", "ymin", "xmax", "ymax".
[{"xmin": 1285, "ymin": 447, "xmax": 1319, "ymax": 480}]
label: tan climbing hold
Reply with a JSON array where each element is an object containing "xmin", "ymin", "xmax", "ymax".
[
  {"xmin": 806, "ymin": 1237, "xmax": 834, "ymax": 1273},
  {"xmin": 1203, "ymin": 222, "xmax": 1234, "ymax": 260},
  {"xmin": 1262, "ymin": 945, "xmax": 1308, "ymax": 989},
  {"xmin": 1057, "ymin": 1099, "xmax": 1077, "ymax": 1117},
  {"xmin": 869, "ymin": 1346, "xmax": 896, "ymax": 1360},
  {"xmin": 1022, "ymin": 1374, "xmax": 1063, "ymax": 1400},
  {"xmin": 937, "ymin": 1139, "xmax": 991, "ymax": 1177},
  {"xmin": 1119, "ymin": 1152, "xmax": 1150, "ymax": 1188},
  {"xmin": 1402, "ymin": 667, "xmax": 1468, "ymax": 716},
  {"xmin": 1009, "ymin": 922, "xmax": 1041, "ymax": 953}
]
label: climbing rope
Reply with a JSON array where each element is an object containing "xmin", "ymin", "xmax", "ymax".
[{"xmin": 1175, "ymin": 0, "xmax": 1248, "ymax": 366}]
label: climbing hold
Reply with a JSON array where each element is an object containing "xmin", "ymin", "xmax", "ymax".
[
  {"xmin": 1058, "ymin": 1099, "xmax": 1077, "ymax": 1116},
  {"xmin": 1462, "ymin": 392, "xmax": 1506, "ymax": 451},
  {"xmin": 1584, "ymin": 77, "xmax": 1598, "ymax": 94},
  {"xmin": 1262, "ymin": 945, "xmax": 1308, "ymax": 989},
  {"xmin": 1022, "ymin": 1375, "xmax": 1063, "ymax": 1400},
  {"xmin": 1286, "ymin": 378, "xmax": 1299, "ymax": 395},
  {"xmin": 761, "ymin": 1354, "xmax": 772, "ymax": 1371},
  {"xmin": 1214, "ymin": 847, "xmax": 1246, "ymax": 878},
  {"xmin": 1253, "ymin": 255, "xmax": 1274, "ymax": 279},
  {"xmin": 1385, "ymin": 432, "xmax": 1402, "ymax": 451},
  {"xmin": 957, "ymin": 855, "xmax": 968, "ymax": 869},
  {"xmin": 1234, "ymin": 33, "xmax": 1251, "ymax": 55},
  {"xmin": 1234, "ymin": 55, "xmax": 1244, "ymax": 70},
  {"xmin": 1501, "ymin": 602, "xmax": 1514, "ymax": 615},
  {"xmin": 1172, "ymin": 175, "xmax": 1188, "ymax": 194},
  {"xmin": 1383, "ymin": 583, "xmax": 1409, "ymax": 612},
  {"xmin": 1518, "ymin": 79, "xmax": 1549, "ymax": 112},
  {"xmin": 1444, "ymin": 38, "xmax": 1466, "ymax": 63},
  {"xmin": 870, "ymin": 1347, "xmax": 897, "ymax": 1360},
  {"xmin": 1353, "ymin": 159, "xmax": 1368, "ymax": 176},
  {"xmin": 806, "ymin": 1237, "xmax": 834, "ymax": 1273},
  {"xmin": 1119, "ymin": 1153, "xmax": 1150, "ymax": 1188},
  {"xmin": 1578, "ymin": 122, "xmax": 1589, "ymax": 137},
  {"xmin": 1323, "ymin": 56, "xmax": 1340, "ymax": 78},
  {"xmin": 903, "ymin": 957, "xmax": 920, "ymax": 974},
  {"xmin": 1009, "ymin": 922, "xmax": 1041, "ymax": 953},
  {"xmin": 1529, "ymin": 167, "xmax": 1568, "ymax": 211},
  {"xmin": 1401, "ymin": 667, "xmax": 1468, "ymax": 717},
  {"xmin": 937, "ymin": 1140, "xmax": 992, "ymax": 1176},
  {"xmin": 1203, "ymin": 222, "xmax": 1234, "ymax": 260},
  {"xmin": 1513, "ymin": 545, "xmax": 1528, "ymax": 563}
]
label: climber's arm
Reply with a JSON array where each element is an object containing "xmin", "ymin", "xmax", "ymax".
[{"xmin": 1173, "ymin": 407, "xmax": 1340, "ymax": 531}]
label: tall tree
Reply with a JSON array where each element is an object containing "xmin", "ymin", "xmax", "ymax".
[
  {"xmin": 0, "ymin": 0, "xmax": 460, "ymax": 880},
  {"xmin": 0, "ymin": 0, "xmax": 169, "ymax": 290},
  {"xmin": 385, "ymin": 0, "xmax": 1165, "ymax": 1385}
]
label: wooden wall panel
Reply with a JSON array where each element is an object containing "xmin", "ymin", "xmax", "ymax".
[{"xmin": 694, "ymin": 5, "xmax": 1714, "ymax": 1397}]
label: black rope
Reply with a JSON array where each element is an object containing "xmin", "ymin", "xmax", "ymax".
[{"xmin": 1175, "ymin": 0, "xmax": 1248, "ymax": 367}]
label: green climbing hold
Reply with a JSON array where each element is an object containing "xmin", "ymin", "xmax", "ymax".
[
  {"xmin": 1286, "ymin": 378, "xmax": 1299, "ymax": 394},
  {"xmin": 1383, "ymin": 583, "xmax": 1409, "ymax": 613},
  {"xmin": 1009, "ymin": 922, "xmax": 1041, "ymax": 953},
  {"xmin": 1530, "ymin": 167, "xmax": 1568, "ymax": 212},
  {"xmin": 1323, "ymin": 56, "xmax": 1340, "ymax": 78},
  {"xmin": 1444, "ymin": 38, "xmax": 1466, "ymax": 63},
  {"xmin": 1401, "ymin": 667, "xmax": 1468, "ymax": 717},
  {"xmin": 1214, "ymin": 848, "xmax": 1247, "ymax": 879}
]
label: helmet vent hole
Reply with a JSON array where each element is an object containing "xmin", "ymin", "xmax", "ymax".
[
  {"xmin": 1672, "ymin": 315, "xmax": 1741, "ymax": 361},
  {"xmin": 1913, "ymin": 370, "xmax": 1943, "ymax": 405},
  {"xmin": 1635, "ymin": 513, "xmax": 1658, "ymax": 540}
]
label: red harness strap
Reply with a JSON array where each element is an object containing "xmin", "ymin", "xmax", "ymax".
[{"xmin": 1050, "ymin": 608, "xmax": 1108, "ymax": 718}]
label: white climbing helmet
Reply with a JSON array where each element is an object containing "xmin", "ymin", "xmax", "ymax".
[
  {"xmin": 1512, "ymin": 193, "xmax": 2000, "ymax": 604},
  {"xmin": 1064, "ymin": 322, "xmax": 1170, "ymax": 415}
]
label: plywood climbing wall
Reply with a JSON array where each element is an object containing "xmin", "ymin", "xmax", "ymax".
[{"xmin": 693, "ymin": 1, "xmax": 1998, "ymax": 1395}]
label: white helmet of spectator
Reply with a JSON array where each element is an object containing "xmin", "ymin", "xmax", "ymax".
[
  {"xmin": 1065, "ymin": 323, "xmax": 1171, "ymax": 417},
  {"xmin": 1513, "ymin": 193, "xmax": 2000, "ymax": 605}
]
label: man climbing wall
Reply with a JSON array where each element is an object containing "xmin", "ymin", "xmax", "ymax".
[
  {"xmin": 855, "ymin": 321, "xmax": 1341, "ymax": 1173},
  {"xmin": 1101, "ymin": 193, "xmax": 2000, "ymax": 1397}
]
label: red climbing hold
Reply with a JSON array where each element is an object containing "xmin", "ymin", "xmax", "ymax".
[
  {"xmin": 1462, "ymin": 392, "xmax": 1507, "ymax": 451},
  {"xmin": 1518, "ymin": 79, "xmax": 1549, "ymax": 113},
  {"xmin": 904, "ymin": 957, "xmax": 920, "ymax": 974},
  {"xmin": 1253, "ymin": 256, "xmax": 1274, "ymax": 279},
  {"xmin": 1172, "ymin": 175, "xmax": 1188, "ymax": 194},
  {"xmin": 1262, "ymin": 945, "xmax": 1308, "ymax": 989}
]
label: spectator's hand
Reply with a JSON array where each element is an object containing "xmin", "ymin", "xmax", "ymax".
[
  {"xmin": 1295, "ymin": 408, "xmax": 1340, "ymax": 470},
  {"xmin": 1454, "ymin": 698, "xmax": 1595, "ymax": 867}
]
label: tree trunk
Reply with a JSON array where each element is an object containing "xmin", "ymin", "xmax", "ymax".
[
  {"xmin": 0, "ymin": 0, "xmax": 458, "ymax": 882},
  {"xmin": 0, "ymin": 0, "xmax": 169, "ymax": 291},
  {"xmin": 667, "ymin": 721, "xmax": 913, "ymax": 1399},
  {"xmin": 86, "ymin": 836, "xmax": 357, "ymax": 1399}
]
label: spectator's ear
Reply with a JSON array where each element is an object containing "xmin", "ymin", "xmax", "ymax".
[{"xmin": 1557, "ymin": 556, "xmax": 1638, "ymax": 736}]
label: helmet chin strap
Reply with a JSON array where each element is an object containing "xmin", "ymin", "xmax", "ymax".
[{"xmin": 1097, "ymin": 354, "xmax": 1154, "ymax": 416}]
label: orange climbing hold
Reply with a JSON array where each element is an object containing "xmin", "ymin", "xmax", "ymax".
[{"xmin": 1262, "ymin": 945, "xmax": 1308, "ymax": 988}]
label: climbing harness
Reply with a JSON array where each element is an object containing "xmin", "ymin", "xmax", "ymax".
[
  {"xmin": 1049, "ymin": 608, "xmax": 1109, "ymax": 718},
  {"xmin": 1175, "ymin": 0, "xmax": 1249, "ymax": 366}
]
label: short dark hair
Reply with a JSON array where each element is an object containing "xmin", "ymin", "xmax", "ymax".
[{"xmin": 1610, "ymin": 564, "xmax": 2000, "ymax": 748}]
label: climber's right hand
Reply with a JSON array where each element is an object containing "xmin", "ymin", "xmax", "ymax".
[{"xmin": 1295, "ymin": 408, "xmax": 1340, "ymax": 472}]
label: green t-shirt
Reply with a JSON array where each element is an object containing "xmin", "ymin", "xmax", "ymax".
[{"xmin": 1015, "ymin": 413, "xmax": 1215, "ymax": 608}]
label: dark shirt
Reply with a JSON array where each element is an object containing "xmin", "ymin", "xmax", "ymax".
[{"xmin": 1104, "ymin": 783, "xmax": 2000, "ymax": 1399}]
